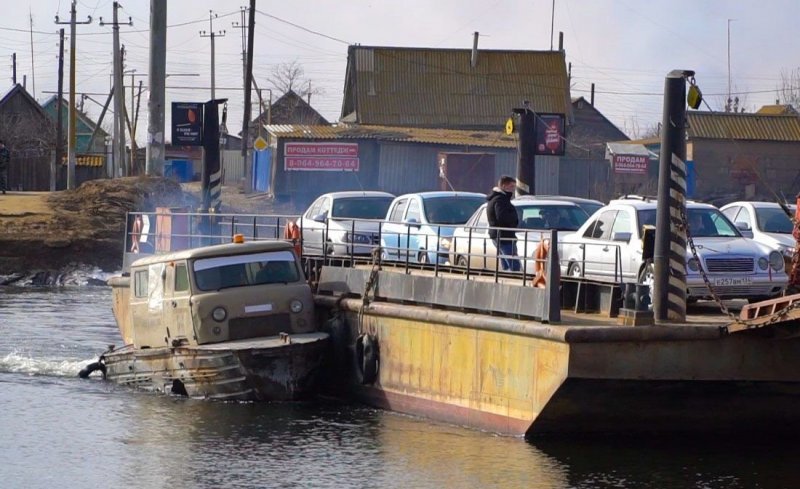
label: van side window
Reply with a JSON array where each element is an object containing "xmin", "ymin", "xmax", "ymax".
[
  {"xmin": 174, "ymin": 264, "xmax": 189, "ymax": 292},
  {"xmin": 389, "ymin": 199, "xmax": 408, "ymax": 222},
  {"xmin": 134, "ymin": 269, "xmax": 148, "ymax": 297},
  {"xmin": 406, "ymin": 199, "xmax": 421, "ymax": 223}
]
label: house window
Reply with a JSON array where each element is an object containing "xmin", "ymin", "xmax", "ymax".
[{"xmin": 134, "ymin": 270, "xmax": 148, "ymax": 298}]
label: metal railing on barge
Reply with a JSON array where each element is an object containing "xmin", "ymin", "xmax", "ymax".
[{"xmin": 123, "ymin": 210, "xmax": 627, "ymax": 320}]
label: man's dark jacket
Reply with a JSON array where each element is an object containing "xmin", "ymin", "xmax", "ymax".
[{"xmin": 486, "ymin": 187, "xmax": 518, "ymax": 240}]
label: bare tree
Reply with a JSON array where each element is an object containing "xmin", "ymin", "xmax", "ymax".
[
  {"xmin": 778, "ymin": 68, "xmax": 800, "ymax": 108},
  {"xmin": 267, "ymin": 60, "xmax": 323, "ymax": 100}
]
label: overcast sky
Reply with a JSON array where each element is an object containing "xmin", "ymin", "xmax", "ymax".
[{"xmin": 2, "ymin": 0, "xmax": 799, "ymax": 143}]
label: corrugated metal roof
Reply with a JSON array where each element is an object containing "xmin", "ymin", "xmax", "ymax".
[
  {"xmin": 687, "ymin": 112, "xmax": 800, "ymax": 141},
  {"xmin": 755, "ymin": 104, "xmax": 798, "ymax": 116},
  {"xmin": 343, "ymin": 46, "xmax": 570, "ymax": 129},
  {"xmin": 265, "ymin": 124, "xmax": 517, "ymax": 149}
]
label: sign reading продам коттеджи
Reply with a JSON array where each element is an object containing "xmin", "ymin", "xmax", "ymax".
[
  {"xmin": 613, "ymin": 154, "xmax": 649, "ymax": 174},
  {"xmin": 284, "ymin": 142, "xmax": 360, "ymax": 171}
]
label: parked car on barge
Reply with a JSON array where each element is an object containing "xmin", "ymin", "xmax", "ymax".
[
  {"xmin": 96, "ymin": 239, "xmax": 329, "ymax": 400},
  {"xmin": 721, "ymin": 201, "xmax": 797, "ymax": 271}
]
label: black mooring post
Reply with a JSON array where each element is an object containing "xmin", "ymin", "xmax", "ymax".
[
  {"xmin": 514, "ymin": 107, "xmax": 537, "ymax": 197},
  {"xmin": 653, "ymin": 70, "xmax": 692, "ymax": 324}
]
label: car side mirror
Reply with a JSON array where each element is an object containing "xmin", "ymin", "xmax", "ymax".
[
  {"xmin": 612, "ymin": 232, "xmax": 632, "ymax": 243},
  {"xmin": 735, "ymin": 221, "xmax": 751, "ymax": 231},
  {"xmin": 312, "ymin": 212, "xmax": 327, "ymax": 223},
  {"xmin": 404, "ymin": 217, "xmax": 420, "ymax": 228}
]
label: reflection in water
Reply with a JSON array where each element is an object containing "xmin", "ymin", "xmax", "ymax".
[{"xmin": 0, "ymin": 287, "xmax": 792, "ymax": 489}]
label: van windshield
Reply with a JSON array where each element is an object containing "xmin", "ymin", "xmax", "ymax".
[{"xmin": 193, "ymin": 250, "xmax": 300, "ymax": 291}]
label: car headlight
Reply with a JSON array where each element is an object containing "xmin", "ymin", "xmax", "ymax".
[
  {"xmin": 440, "ymin": 237, "xmax": 452, "ymax": 250},
  {"xmin": 778, "ymin": 245, "xmax": 795, "ymax": 258},
  {"xmin": 758, "ymin": 257, "xmax": 769, "ymax": 270},
  {"xmin": 343, "ymin": 232, "xmax": 371, "ymax": 244},
  {"xmin": 290, "ymin": 299, "xmax": 303, "ymax": 313},
  {"xmin": 687, "ymin": 258, "xmax": 699, "ymax": 272},
  {"xmin": 769, "ymin": 251, "xmax": 784, "ymax": 271},
  {"xmin": 212, "ymin": 306, "xmax": 227, "ymax": 322}
]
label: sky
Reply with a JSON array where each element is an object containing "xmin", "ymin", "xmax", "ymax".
[{"xmin": 1, "ymin": 0, "xmax": 798, "ymax": 144}]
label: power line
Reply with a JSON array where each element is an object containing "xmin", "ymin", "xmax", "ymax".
[{"xmin": 255, "ymin": 10, "xmax": 350, "ymax": 45}]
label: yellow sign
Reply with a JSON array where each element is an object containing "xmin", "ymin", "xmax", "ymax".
[
  {"xmin": 505, "ymin": 118, "xmax": 515, "ymax": 135},
  {"xmin": 253, "ymin": 136, "xmax": 268, "ymax": 151}
]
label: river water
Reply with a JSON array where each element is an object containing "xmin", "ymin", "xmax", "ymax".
[{"xmin": 1, "ymin": 286, "xmax": 796, "ymax": 489}]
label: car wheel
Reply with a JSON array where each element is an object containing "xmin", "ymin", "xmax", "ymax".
[
  {"xmin": 568, "ymin": 262, "xmax": 582, "ymax": 277},
  {"xmin": 457, "ymin": 255, "xmax": 468, "ymax": 267},
  {"xmin": 418, "ymin": 251, "xmax": 429, "ymax": 265}
]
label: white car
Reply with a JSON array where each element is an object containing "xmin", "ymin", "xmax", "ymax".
[
  {"xmin": 561, "ymin": 198, "xmax": 787, "ymax": 302},
  {"xmin": 449, "ymin": 199, "xmax": 590, "ymax": 273},
  {"xmin": 297, "ymin": 191, "xmax": 394, "ymax": 256},
  {"xmin": 720, "ymin": 201, "xmax": 797, "ymax": 269},
  {"xmin": 381, "ymin": 191, "xmax": 485, "ymax": 264}
]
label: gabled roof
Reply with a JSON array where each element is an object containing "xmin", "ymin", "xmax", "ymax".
[
  {"xmin": 41, "ymin": 95, "xmax": 109, "ymax": 136},
  {"xmin": 687, "ymin": 111, "xmax": 800, "ymax": 141},
  {"xmin": 0, "ymin": 84, "xmax": 49, "ymax": 120},
  {"xmin": 250, "ymin": 89, "xmax": 328, "ymax": 128},
  {"xmin": 341, "ymin": 45, "xmax": 571, "ymax": 129},
  {"xmin": 265, "ymin": 124, "xmax": 517, "ymax": 149}
]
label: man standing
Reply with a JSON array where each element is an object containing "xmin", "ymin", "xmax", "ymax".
[
  {"xmin": 486, "ymin": 175, "xmax": 520, "ymax": 271},
  {"xmin": 0, "ymin": 140, "xmax": 9, "ymax": 194}
]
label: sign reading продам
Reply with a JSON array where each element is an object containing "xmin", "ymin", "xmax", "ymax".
[
  {"xmin": 284, "ymin": 142, "xmax": 359, "ymax": 171},
  {"xmin": 613, "ymin": 154, "xmax": 649, "ymax": 174}
]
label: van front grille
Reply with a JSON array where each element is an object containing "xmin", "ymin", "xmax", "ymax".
[{"xmin": 228, "ymin": 314, "xmax": 291, "ymax": 340}]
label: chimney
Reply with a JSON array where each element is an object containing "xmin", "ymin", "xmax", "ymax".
[
  {"xmin": 591, "ymin": 83, "xmax": 595, "ymax": 106},
  {"xmin": 471, "ymin": 32, "xmax": 479, "ymax": 68},
  {"xmin": 23, "ymin": 75, "xmax": 26, "ymax": 90},
  {"xmin": 558, "ymin": 31, "xmax": 564, "ymax": 51}
]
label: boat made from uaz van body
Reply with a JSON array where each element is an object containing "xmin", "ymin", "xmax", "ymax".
[{"xmin": 98, "ymin": 240, "xmax": 329, "ymax": 401}]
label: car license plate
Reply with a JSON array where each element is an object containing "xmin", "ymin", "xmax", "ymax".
[{"xmin": 713, "ymin": 277, "xmax": 752, "ymax": 286}]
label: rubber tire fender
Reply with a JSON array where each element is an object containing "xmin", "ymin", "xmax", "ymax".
[
  {"xmin": 78, "ymin": 360, "xmax": 107, "ymax": 379},
  {"xmin": 355, "ymin": 333, "xmax": 379, "ymax": 385}
]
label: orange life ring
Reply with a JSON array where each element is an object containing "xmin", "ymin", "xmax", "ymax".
[
  {"xmin": 531, "ymin": 239, "xmax": 550, "ymax": 288},
  {"xmin": 284, "ymin": 220, "xmax": 302, "ymax": 256}
]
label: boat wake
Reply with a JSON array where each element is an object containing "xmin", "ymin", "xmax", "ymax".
[
  {"xmin": 0, "ymin": 265, "xmax": 117, "ymax": 287},
  {"xmin": 0, "ymin": 351, "xmax": 96, "ymax": 377}
]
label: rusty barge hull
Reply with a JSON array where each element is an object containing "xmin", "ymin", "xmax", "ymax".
[
  {"xmin": 316, "ymin": 295, "xmax": 800, "ymax": 437},
  {"xmin": 103, "ymin": 333, "xmax": 330, "ymax": 401}
]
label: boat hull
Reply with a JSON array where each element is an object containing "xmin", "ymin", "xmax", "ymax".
[{"xmin": 103, "ymin": 332, "xmax": 330, "ymax": 401}]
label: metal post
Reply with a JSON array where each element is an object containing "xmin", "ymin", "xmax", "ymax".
[
  {"xmin": 99, "ymin": 2, "xmax": 131, "ymax": 177},
  {"xmin": 11, "ymin": 52, "xmax": 16, "ymax": 84},
  {"xmin": 54, "ymin": 29, "xmax": 64, "ymax": 191},
  {"xmin": 146, "ymin": 0, "xmax": 166, "ymax": 176},
  {"xmin": 653, "ymin": 70, "xmax": 692, "ymax": 324},
  {"xmin": 241, "ymin": 0, "xmax": 255, "ymax": 192},
  {"xmin": 514, "ymin": 106, "xmax": 537, "ymax": 197},
  {"xmin": 200, "ymin": 11, "xmax": 225, "ymax": 100}
]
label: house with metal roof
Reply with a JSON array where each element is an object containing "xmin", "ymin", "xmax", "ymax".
[
  {"xmin": 617, "ymin": 111, "xmax": 800, "ymax": 203},
  {"xmin": 340, "ymin": 45, "xmax": 571, "ymax": 130},
  {"xmin": 41, "ymin": 96, "xmax": 108, "ymax": 155}
]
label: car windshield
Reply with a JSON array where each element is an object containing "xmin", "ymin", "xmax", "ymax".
[
  {"xmin": 516, "ymin": 204, "xmax": 590, "ymax": 231},
  {"xmin": 637, "ymin": 208, "xmax": 739, "ymax": 237},
  {"xmin": 331, "ymin": 197, "xmax": 393, "ymax": 219},
  {"xmin": 578, "ymin": 203, "xmax": 603, "ymax": 216},
  {"xmin": 193, "ymin": 250, "xmax": 300, "ymax": 291},
  {"xmin": 423, "ymin": 196, "xmax": 485, "ymax": 224},
  {"xmin": 756, "ymin": 207, "xmax": 795, "ymax": 234}
]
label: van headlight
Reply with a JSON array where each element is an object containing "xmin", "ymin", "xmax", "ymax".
[
  {"xmin": 290, "ymin": 299, "xmax": 303, "ymax": 313},
  {"xmin": 687, "ymin": 258, "xmax": 699, "ymax": 272},
  {"xmin": 212, "ymin": 307, "xmax": 227, "ymax": 322},
  {"xmin": 769, "ymin": 251, "xmax": 784, "ymax": 271},
  {"xmin": 758, "ymin": 257, "xmax": 769, "ymax": 270}
]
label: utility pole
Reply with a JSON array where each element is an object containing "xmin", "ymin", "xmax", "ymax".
[
  {"xmin": 12, "ymin": 53, "xmax": 16, "ymax": 84},
  {"xmin": 241, "ymin": 0, "xmax": 256, "ymax": 192},
  {"xmin": 29, "ymin": 9, "xmax": 36, "ymax": 98},
  {"xmin": 653, "ymin": 70, "xmax": 692, "ymax": 324},
  {"xmin": 200, "ymin": 10, "xmax": 225, "ymax": 99},
  {"xmin": 55, "ymin": 1, "xmax": 92, "ymax": 190},
  {"xmin": 146, "ymin": 0, "xmax": 166, "ymax": 176},
  {"xmin": 54, "ymin": 28, "xmax": 65, "ymax": 191},
  {"xmin": 232, "ymin": 6, "xmax": 248, "ymax": 92},
  {"xmin": 100, "ymin": 2, "xmax": 132, "ymax": 178}
]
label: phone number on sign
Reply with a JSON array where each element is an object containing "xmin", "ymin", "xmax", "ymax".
[{"xmin": 284, "ymin": 157, "xmax": 360, "ymax": 171}]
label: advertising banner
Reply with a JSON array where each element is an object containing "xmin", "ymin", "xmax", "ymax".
[
  {"xmin": 284, "ymin": 142, "xmax": 359, "ymax": 171},
  {"xmin": 613, "ymin": 154, "xmax": 649, "ymax": 174},
  {"xmin": 171, "ymin": 102, "xmax": 203, "ymax": 146},
  {"xmin": 535, "ymin": 113, "xmax": 566, "ymax": 156}
]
